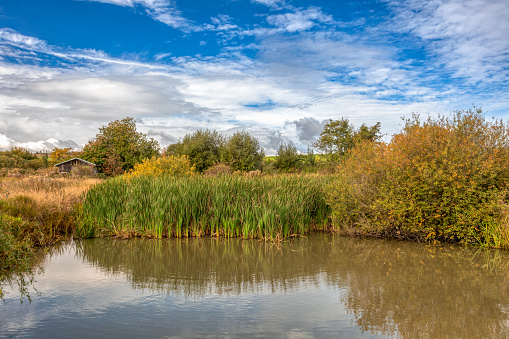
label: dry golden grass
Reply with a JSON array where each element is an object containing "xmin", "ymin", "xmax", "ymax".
[
  {"xmin": 0, "ymin": 176, "xmax": 101, "ymax": 211},
  {"xmin": 0, "ymin": 176, "xmax": 102, "ymax": 247}
]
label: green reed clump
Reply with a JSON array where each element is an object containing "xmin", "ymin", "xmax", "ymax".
[
  {"xmin": 0, "ymin": 214, "xmax": 34, "ymax": 300},
  {"xmin": 77, "ymin": 175, "xmax": 331, "ymax": 240},
  {"xmin": 0, "ymin": 215, "xmax": 33, "ymax": 271}
]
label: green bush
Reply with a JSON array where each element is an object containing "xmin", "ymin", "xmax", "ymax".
[
  {"xmin": 314, "ymin": 119, "xmax": 381, "ymax": 164},
  {"xmin": 0, "ymin": 214, "xmax": 34, "ymax": 299},
  {"xmin": 82, "ymin": 117, "xmax": 160, "ymax": 174},
  {"xmin": 222, "ymin": 131, "xmax": 265, "ymax": 172},
  {"xmin": 0, "ymin": 214, "xmax": 33, "ymax": 271},
  {"xmin": 274, "ymin": 142, "xmax": 301, "ymax": 171},
  {"xmin": 166, "ymin": 129, "xmax": 224, "ymax": 173},
  {"xmin": 0, "ymin": 155, "xmax": 16, "ymax": 168}
]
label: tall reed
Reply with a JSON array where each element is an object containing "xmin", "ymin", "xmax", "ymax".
[{"xmin": 77, "ymin": 175, "xmax": 331, "ymax": 240}]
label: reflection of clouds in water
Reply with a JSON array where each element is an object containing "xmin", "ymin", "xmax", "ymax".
[
  {"xmin": 0, "ymin": 244, "xmax": 138, "ymax": 336},
  {"xmin": 0, "ymin": 238, "xmax": 380, "ymax": 338},
  {"xmin": 0, "ymin": 261, "xmax": 364, "ymax": 338},
  {"xmin": 2, "ymin": 235, "xmax": 509, "ymax": 338}
]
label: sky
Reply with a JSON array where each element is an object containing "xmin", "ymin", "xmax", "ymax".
[{"xmin": 0, "ymin": 0, "xmax": 508, "ymax": 154}]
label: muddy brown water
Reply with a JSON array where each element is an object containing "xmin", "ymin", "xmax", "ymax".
[{"xmin": 1, "ymin": 233, "xmax": 509, "ymax": 338}]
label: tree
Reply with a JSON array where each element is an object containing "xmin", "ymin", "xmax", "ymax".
[
  {"xmin": 222, "ymin": 131, "xmax": 265, "ymax": 172},
  {"xmin": 314, "ymin": 119, "xmax": 381, "ymax": 163},
  {"xmin": 103, "ymin": 149, "xmax": 125, "ymax": 176},
  {"xmin": 355, "ymin": 122, "xmax": 382, "ymax": 143},
  {"xmin": 166, "ymin": 129, "xmax": 224, "ymax": 172},
  {"xmin": 82, "ymin": 117, "xmax": 160, "ymax": 174},
  {"xmin": 303, "ymin": 146, "xmax": 316, "ymax": 167},
  {"xmin": 9, "ymin": 147, "xmax": 36, "ymax": 160},
  {"xmin": 314, "ymin": 119, "xmax": 353, "ymax": 163},
  {"xmin": 50, "ymin": 148, "xmax": 72, "ymax": 163},
  {"xmin": 274, "ymin": 142, "xmax": 301, "ymax": 171}
]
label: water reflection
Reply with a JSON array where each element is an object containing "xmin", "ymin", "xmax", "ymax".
[{"xmin": 76, "ymin": 234, "xmax": 509, "ymax": 338}]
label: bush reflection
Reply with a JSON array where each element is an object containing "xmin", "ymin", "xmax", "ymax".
[{"xmin": 76, "ymin": 235, "xmax": 509, "ymax": 338}]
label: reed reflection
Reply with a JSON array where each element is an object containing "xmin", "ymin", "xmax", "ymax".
[{"xmin": 76, "ymin": 234, "xmax": 509, "ymax": 338}]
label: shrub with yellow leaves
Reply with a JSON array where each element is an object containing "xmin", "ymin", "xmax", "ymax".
[
  {"xmin": 124, "ymin": 155, "xmax": 196, "ymax": 179},
  {"xmin": 327, "ymin": 107, "xmax": 509, "ymax": 248}
]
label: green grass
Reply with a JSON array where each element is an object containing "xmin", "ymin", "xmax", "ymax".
[{"xmin": 77, "ymin": 175, "xmax": 331, "ymax": 240}]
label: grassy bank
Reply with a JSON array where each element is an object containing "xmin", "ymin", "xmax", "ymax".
[
  {"xmin": 1, "ymin": 177, "xmax": 101, "ymax": 298},
  {"xmin": 77, "ymin": 175, "xmax": 331, "ymax": 240}
]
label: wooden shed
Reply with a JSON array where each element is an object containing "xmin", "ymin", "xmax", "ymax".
[{"xmin": 54, "ymin": 158, "xmax": 97, "ymax": 174}]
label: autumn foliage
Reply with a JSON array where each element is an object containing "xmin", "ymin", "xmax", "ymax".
[
  {"xmin": 125, "ymin": 155, "xmax": 196, "ymax": 179},
  {"xmin": 327, "ymin": 108, "xmax": 509, "ymax": 248}
]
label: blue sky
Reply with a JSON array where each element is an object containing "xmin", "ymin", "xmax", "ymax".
[{"xmin": 0, "ymin": 0, "xmax": 508, "ymax": 153}]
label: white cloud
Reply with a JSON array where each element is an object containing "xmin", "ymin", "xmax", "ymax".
[
  {"xmin": 251, "ymin": 0, "xmax": 286, "ymax": 9},
  {"xmin": 0, "ymin": 28, "xmax": 167, "ymax": 72},
  {"xmin": 209, "ymin": 14, "xmax": 239, "ymax": 32},
  {"xmin": 0, "ymin": 134, "xmax": 14, "ymax": 150},
  {"xmin": 0, "ymin": 29, "xmax": 49, "ymax": 51},
  {"xmin": 266, "ymin": 8, "xmax": 333, "ymax": 32},
  {"xmin": 154, "ymin": 52, "xmax": 172, "ymax": 61},
  {"xmin": 1, "ymin": 0, "xmax": 506, "ymax": 155},
  {"xmin": 388, "ymin": 0, "xmax": 509, "ymax": 85},
  {"xmin": 0, "ymin": 134, "xmax": 80, "ymax": 152},
  {"xmin": 86, "ymin": 0, "xmax": 190, "ymax": 29}
]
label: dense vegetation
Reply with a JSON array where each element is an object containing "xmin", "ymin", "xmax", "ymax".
[
  {"xmin": 314, "ymin": 118, "xmax": 382, "ymax": 163},
  {"xmin": 82, "ymin": 117, "xmax": 160, "ymax": 175},
  {"xmin": 0, "ymin": 177, "xmax": 100, "ymax": 298},
  {"xmin": 77, "ymin": 175, "xmax": 330, "ymax": 240},
  {"xmin": 166, "ymin": 129, "xmax": 224, "ymax": 172},
  {"xmin": 0, "ymin": 147, "xmax": 82, "ymax": 177},
  {"xmin": 328, "ymin": 109, "xmax": 509, "ymax": 248},
  {"xmin": 4, "ymin": 108, "xmax": 509, "ymax": 300},
  {"xmin": 167, "ymin": 129, "xmax": 265, "ymax": 173},
  {"xmin": 125, "ymin": 155, "xmax": 196, "ymax": 178}
]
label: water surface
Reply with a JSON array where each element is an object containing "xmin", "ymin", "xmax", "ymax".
[{"xmin": 1, "ymin": 234, "xmax": 509, "ymax": 338}]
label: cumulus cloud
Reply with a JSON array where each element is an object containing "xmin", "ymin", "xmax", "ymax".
[
  {"xmin": 0, "ymin": 26, "xmax": 451, "ymax": 152},
  {"xmin": 292, "ymin": 117, "xmax": 323, "ymax": 143},
  {"xmin": 264, "ymin": 129, "xmax": 285, "ymax": 152},
  {"xmin": 0, "ymin": 134, "xmax": 80, "ymax": 152},
  {"xmin": 266, "ymin": 8, "xmax": 333, "ymax": 32},
  {"xmin": 146, "ymin": 129, "xmax": 177, "ymax": 147},
  {"xmin": 2, "ymin": 0, "xmax": 507, "ymax": 155}
]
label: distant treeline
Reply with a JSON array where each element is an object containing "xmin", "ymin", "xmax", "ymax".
[
  {"xmin": 76, "ymin": 117, "xmax": 382, "ymax": 176},
  {"xmin": 0, "ymin": 116, "xmax": 382, "ymax": 176},
  {"xmin": 0, "ymin": 147, "xmax": 48, "ymax": 170},
  {"xmin": 0, "ymin": 147, "xmax": 84, "ymax": 176}
]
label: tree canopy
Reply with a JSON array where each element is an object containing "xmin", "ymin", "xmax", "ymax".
[
  {"xmin": 222, "ymin": 131, "xmax": 265, "ymax": 172},
  {"xmin": 314, "ymin": 118, "xmax": 381, "ymax": 163},
  {"xmin": 274, "ymin": 142, "xmax": 301, "ymax": 171},
  {"xmin": 82, "ymin": 117, "xmax": 159, "ymax": 175},
  {"xmin": 166, "ymin": 129, "xmax": 224, "ymax": 172}
]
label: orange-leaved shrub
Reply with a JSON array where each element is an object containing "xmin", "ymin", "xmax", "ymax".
[
  {"xmin": 124, "ymin": 155, "xmax": 196, "ymax": 179},
  {"xmin": 327, "ymin": 108, "xmax": 509, "ymax": 248}
]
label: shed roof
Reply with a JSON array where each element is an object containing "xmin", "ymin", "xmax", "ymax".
[{"xmin": 53, "ymin": 157, "xmax": 97, "ymax": 167}]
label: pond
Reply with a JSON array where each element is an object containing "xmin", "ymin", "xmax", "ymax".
[{"xmin": 1, "ymin": 234, "xmax": 509, "ymax": 338}]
